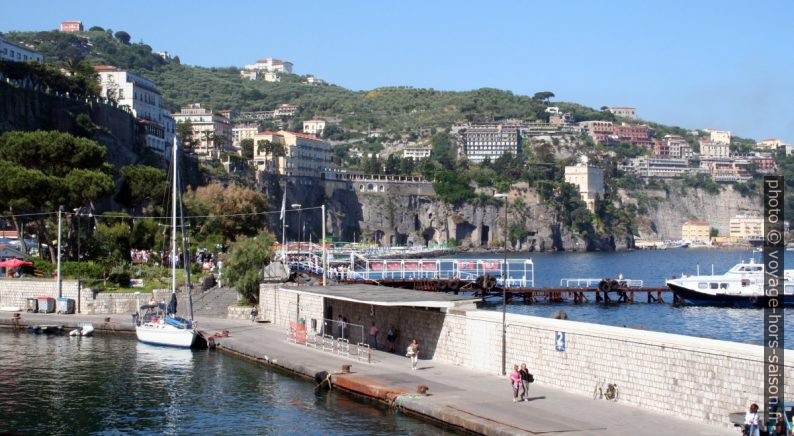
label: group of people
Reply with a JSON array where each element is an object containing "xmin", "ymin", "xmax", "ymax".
[
  {"xmin": 744, "ymin": 403, "xmax": 791, "ymax": 436},
  {"xmin": 366, "ymin": 322, "xmax": 420, "ymax": 371},
  {"xmin": 509, "ymin": 363, "xmax": 534, "ymax": 402},
  {"xmin": 130, "ymin": 249, "xmax": 151, "ymax": 264}
]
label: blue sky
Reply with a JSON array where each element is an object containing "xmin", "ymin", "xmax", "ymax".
[{"xmin": 4, "ymin": 0, "xmax": 794, "ymax": 143}]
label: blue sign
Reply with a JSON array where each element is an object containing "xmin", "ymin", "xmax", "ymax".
[{"xmin": 555, "ymin": 332, "xmax": 566, "ymax": 352}]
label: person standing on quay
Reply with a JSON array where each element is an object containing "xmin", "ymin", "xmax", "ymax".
[
  {"xmin": 406, "ymin": 339, "xmax": 419, "ymax": 370},
  {"xmin": 369, "ymin": 322, "xmax": 379, "ymax": 349},
  {"xmin": 744, "ymin": 403, "xmax": 760, "ymax": 436},
  {"xmin": 519, "ymin": 363, "xmax": 531, "ymax": 401},
  {"xmin": 387, "ymin": 326, "xmax": 397, "ymax": 352},
  {"xmin": 509, "ymin": 365, "xmax": 522, "ymax": 402}
]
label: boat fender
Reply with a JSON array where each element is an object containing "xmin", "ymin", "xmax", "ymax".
[{"xmin": 598, "ymin": 280, "xmax": 610, "ymax": 293}]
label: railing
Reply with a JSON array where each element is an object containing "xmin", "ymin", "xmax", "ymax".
[
  {"xmin": 560, "ymin": 278, "xmax": 644, "ymax": 288},
  {"xmin": 287, "ymin": 315, "xmax": 371, "ymax": 363}
]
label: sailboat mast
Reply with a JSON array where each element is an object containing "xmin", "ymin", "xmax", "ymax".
[{"xmin": 171, "ymin": 139, "xmax": 178, "ymax": 295}]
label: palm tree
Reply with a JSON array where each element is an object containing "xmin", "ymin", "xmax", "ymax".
[{"xmin": 201, "ymin": 130, "xmax": 215, "ymax": 158}]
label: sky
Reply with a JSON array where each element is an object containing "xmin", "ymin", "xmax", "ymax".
[{"xmin": 3, "ymin": 0, "xmax": 794, "ymax": 143}]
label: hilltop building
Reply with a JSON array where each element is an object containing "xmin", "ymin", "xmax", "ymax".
[
  {"xmin": 94, "ymin": 65, "xmax": 175, "ymax": 155},
  {"xmin": 243, "ymin": 58, "xmax": 293, "ymax": 73},
  {"xmin": 252, "ymin": 130, "xmax": 332, "ymax": 177},
  {"xmin": 699, "ymin": 140, "xmax": 730, "ymax": 158},
  {"xmin": 459, "ymin": 123, "xmax": 519, "ymax": 163},
  {"xmin": 681, "ymin": 220, "xmax": 711, "ymax": 243},
  {"xmin": 0, "ymin": 34, "xmax": 43, "ymax": 63},
  {"xmin": 605, "ymin": 106, "xmax": 637, "ymax": 119},
  {"xmin": 703, "ymin": 128, "xmax": 731, "ymax": 145},
  {"xmin": 564, "ymin": 160, "xmax": 604, "ymax": 212},
  {"xmin": 59, "ymin": 21, "xmax": 83, "ymax": 32},
  {"xmin": 756, "ymin": 138, "xmax": 789, "ymax": 150},
  {"xmin": 172, "ymin": 103, "xmax": 232, "ymax": 159}
]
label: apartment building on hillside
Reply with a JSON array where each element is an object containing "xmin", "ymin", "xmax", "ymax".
[
  {"xmin": 459, "ymin": 124, "xmax": 519, "ymax": 163},
  {"xmin": 252, "ymin": 130, "xmax": 332, "ymax": 177},
  {"xmin": 172, "ymin": 103, "xmax": 232, "ymax": 159}
]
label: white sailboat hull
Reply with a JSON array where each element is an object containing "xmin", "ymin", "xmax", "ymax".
[{"xmin": 136, "ymin": 323, "xmax": 197, "ymax": 348}]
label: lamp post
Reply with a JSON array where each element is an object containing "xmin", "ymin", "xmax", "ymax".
[
  {"xmin": 494, "ymin": 193, "xmax": 508, "ymax": 376},
  {"xmin": 56, "ymin": 205, "xmax": 63, "ymax": 298},
  {"xmin": 73, "ymin": 207, "xmax": 91, "ymax": 314},
  {"xmin": 291, "ymin": 203, "xmax": 302, "ymax": 259}
]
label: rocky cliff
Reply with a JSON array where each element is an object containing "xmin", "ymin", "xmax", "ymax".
[{"xmin": 621, "ymin": 183, "xmax": 761, "ymax": 240}]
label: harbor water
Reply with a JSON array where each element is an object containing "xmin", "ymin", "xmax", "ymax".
[
  {"xmin": 447, "ymin": 249, "xmax": 794, "ymax": 348},
  {"xmin": 0, "ymin": 332, "xmax": 449, "ymax": 435}
]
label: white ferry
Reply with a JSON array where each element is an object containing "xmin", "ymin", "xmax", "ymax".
[{"xmin": 666, "ymin": 259, "xmax": 794, "ymax": 307}]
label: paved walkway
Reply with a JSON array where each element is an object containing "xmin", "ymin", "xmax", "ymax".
[{"xmin": 198, "ymin": 318, "xmax": 733, "ymax": 436}]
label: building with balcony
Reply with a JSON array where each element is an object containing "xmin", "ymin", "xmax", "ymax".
[
  {"xmin": 620, "ymin": 157, "xmax": 693, "ymax": 178},
  {"xmin": 95, "ymin": 65, "xmax": 174, "ymax": 155},
  {"xmin": 232, "ymin": 124, "xmax": 261, "ymax": 153},
  {"xmin": 252, "ymin": 131, "xmax": 333, "ymax": 177},
  {"xmin": 612, "ymin": 123, "xmax": 654, "ymax": 146},
  {"xmin": 0, "ymin": 34, "xmax": 43, "ymax": 63},
  {"xmin": 564, "ymin": 162, "xmax": 604, "ymax": 212},
  {"xmin": 655, "ymin": 135, "xmax": 694, "ymax": 159},
  {"xmin": 59, "ymin": 21, "xmax": 83, "ymax": 32},
  {"xmin": 682, "ymin": 220, "xmax": 711, "ymax": 243},
  {"xmin": 460, "ymin": 123, "xmax": 519, "ymax": 163},
  {"xmin": 579, "ymin": 120, "xmax": 614, "ymax": 144},
  {"xmin": 699, "ymin": 140, "xmax": 730, "ymax": 158},
  {"xmin": 302, "ymin": 119, "xmax": 326, "ymax": 136},
  {"xmin": 172, "ymin": 103, "xmax": 233, "ymax": 159},
  {"xmin": 729, "ymin": 214, "xmax": 763, "ymax": 242},
  {"xmin": 403, "ymin": 146, "xmax": 432, "ymax": 161},
  {"xmin": 605, "ymin": 106, "xmax": 637, "ymax": 119},
  {"xmin": 274, "ymin": 103, "xmax": 298, "ymax": 117}
]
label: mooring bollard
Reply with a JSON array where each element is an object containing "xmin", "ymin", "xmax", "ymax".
[{"xmin": 342, "ymin": 364, "xmax": 351, "ymax": 373}]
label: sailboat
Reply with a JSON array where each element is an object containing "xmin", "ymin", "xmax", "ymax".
[{"xmin": 133, "ymin": 139, "xmax": 198, "ymax": 348}]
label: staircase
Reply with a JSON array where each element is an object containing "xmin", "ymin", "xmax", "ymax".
[{"xmin": 180, "ymin": 287, "xmax": 241, "ymax": 318}]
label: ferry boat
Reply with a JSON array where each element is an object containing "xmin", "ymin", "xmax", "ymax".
[{"xmin": 666, "ymin": 259, "xmax": 794, "ymax": 307}]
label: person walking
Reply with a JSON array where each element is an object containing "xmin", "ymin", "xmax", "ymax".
[
  {"xmin": 744, "ymin": 403, "xmax": 760, "ymax": 436},
  {"xmin": 387, "ymin": 326, "xmax": 397, "ymax": 352},
  {"xmin": 250, "ymin": 306, "xmax": 258, "ymax": 323},
  {"xmin": 509, "ymin": 365, "xmax": 522, "ymax": 402},
  {"xmin": 406, "ymin": 339, "xmax": 419, "ymax": 370},
  {"xmin": 519, "ymin": 363, "xmax": 532, "ymax": 401},
  {"xmin": 336, "ymin": 315, "xmax": 344, "ymax": 338},
  {"xmin": 369, "ymin": 322, "xmax": 379, "ymax": 349}
]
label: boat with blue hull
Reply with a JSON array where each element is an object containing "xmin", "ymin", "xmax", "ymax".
[{"xmin": 666, "ymin": 259, "xmax": 794, "ymax": 307}]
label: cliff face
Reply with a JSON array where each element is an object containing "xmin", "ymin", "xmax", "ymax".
[
  {"xmin": 620, "ymin": 184, "xmax": 761, "ymax": 240},
  {"xmin": 267, "ymin": 176, "xmax": 598, "ymax": 252}
]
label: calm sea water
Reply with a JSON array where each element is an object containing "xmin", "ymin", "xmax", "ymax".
[
  {"xmin": 446, "ymin": 249, "xmax": 794, "ymax": 348},
  {"xmin": 0, "ymin": 332, "xmax": 449, "ymax": 435}
]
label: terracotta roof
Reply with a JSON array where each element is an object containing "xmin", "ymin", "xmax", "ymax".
[
  {"xmin": 684, "ymin": 220, "xmax": 710, "ymax": 226},
  {"xmin": 94, "ymin": 65, "xmax": 119, "ymax": 72}
]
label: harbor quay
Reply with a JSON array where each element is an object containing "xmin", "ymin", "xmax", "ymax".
[
  {"xmin": 0, "ymin": 310, "xmax": 725, "ymax": 435},
  {"xmin": 0, "ymin": 278, "xmax": 790, "ymax": 434}
]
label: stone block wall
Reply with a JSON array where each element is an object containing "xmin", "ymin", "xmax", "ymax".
[
  {"xmin": 227, "ymin": 305, "xmax": 254, "ymax": 320},
  {"xmin": 258, "ymin": 284, "xmax": 323, "ymax": 329},
  {"xmin": 433, "ymin": 310, "xmax": 794, "ymax": 429}
]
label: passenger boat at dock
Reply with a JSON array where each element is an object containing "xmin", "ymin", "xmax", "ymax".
[
  {"xmin": 666, "ymin": 259, "xmax": 794, "ymax": 307},
  {"xmin": 132, "ymin": 140, "xmax": 197, "ymax": 348}
]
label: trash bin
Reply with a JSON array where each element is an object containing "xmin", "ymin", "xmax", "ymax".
[
  {"xmin": 26, "ymin": 298, "xmax": 38, "ymax": 313},
  {"xmin": 56, "ymin": 298, "xmax": 75, "ymax": 314},
  {"xmin": 37, "ymin": 297, "xmax": 55, "ymax": 313}
]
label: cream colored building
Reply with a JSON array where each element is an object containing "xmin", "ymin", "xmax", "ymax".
[
  {"xmin": 756, "ymin": 138, "xmax": 789, "ymax": 150},
  {"xmin": 173, "ymin": 104, "xmax": 232, "ymax": 159},
  {"xmin": 232, "ymin": 124, "xmax": 261, "ymax": 153},
  {"xmin": 302, "ymin": 119, "xmax": 326, "ymax": 136},
  {"xmin": 703, "ymin": 128, "xmax": 731, "ymax": 145},
  {"xmin": 729, "ymin": 214, "xmax": 763, "ymax": 242},
  {"xmin": 682, "ymin": 220, "xmax": 711, "ymax": 242},
  {"xmin": 564, "ymin": 162, "xmax": 605, "ymax": 212},
  {"xmin": 699, "ymin": 140, "xmax": 730, "ymax": 158},
  {"xmin": 606, "ymin": 106, "xmax": 637, "ymax": 119},
  {"xmin": 252, "ymin": 130, "xmax": 333, "ymax": 177},
  {"xmin": 243, "ymin": 58, "xmax": 293, "ymax": 73}
]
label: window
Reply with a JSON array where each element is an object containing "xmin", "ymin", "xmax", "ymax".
[
  {"xmin": 719, "ymin": 283, "xmax": 728, "ymax": 289},
  {"xmin": 710, "ymin": 283, "xmax": 719, "ymax": 289}
]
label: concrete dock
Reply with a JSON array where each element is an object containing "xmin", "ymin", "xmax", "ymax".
[{"xmin": 0, "ymin": 312, "xmax": 731, "ymax": 435}]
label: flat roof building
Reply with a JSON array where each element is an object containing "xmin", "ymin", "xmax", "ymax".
[
  {"xmin": 0, "ymin": 35, "xmax": 43, "ymax": 63},
  {"xmin": 460, "ymin": 124, "xmax": 519, "ymax": 163},
  {"xmin": 564, "ymin": 162, "xmax": 604, "ymax": 212}
]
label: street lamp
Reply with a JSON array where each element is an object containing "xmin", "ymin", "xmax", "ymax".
[
  {"xmin": 73, "ymin": 207, "xmax": 91, "ymax": 314},
  {"xmin": 494, "ymin": 193, "xmax": 509, "ymax": 376},
  {"xmin": 291, "ymin": 203, "xmax": 302, "ymax": 258}
]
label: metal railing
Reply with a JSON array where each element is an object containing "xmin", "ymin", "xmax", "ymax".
[
  {"xmin": 560, "ymin": 278, "xmax": 644, "ymax": 288},
  {"xmin": 286, "ymin": 315, "xmax": 370, "ymax": 363}
]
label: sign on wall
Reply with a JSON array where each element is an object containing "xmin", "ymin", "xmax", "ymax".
[{"xmin": 555, "ymin": 331, "xmax": 566, "ymax": 352}]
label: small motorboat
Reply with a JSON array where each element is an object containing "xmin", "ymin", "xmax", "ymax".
[{"xmin": 69, "ymin": 323, "xmax": 94, "ymax": 337}]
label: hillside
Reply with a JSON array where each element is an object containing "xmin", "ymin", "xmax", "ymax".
[{"xmin": 6, "ymin": 29, "xmax": 623, "ymax": 133}]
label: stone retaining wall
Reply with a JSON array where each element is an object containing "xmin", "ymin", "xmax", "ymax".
[
  {"xmin": 227, "ymin": 305, "xmax": 254, "ymax": 320},
  {"xmin": 434, "ymin": 310, "xmax": 794, "ymax": 429},
  {"xmin": 0, "ymin": 278, "xmax": 174, "ymax": 314}
]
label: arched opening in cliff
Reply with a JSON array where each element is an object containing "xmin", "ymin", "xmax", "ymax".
[
  {"xmin": 422, "ymin": 227, "xmax": 436, "ymax": 246},
  {"xmin": 374, "ymin": 230, "xmax": 385, "ymax": 245},
  {"xmin": 481, "ymin": 225, "xmax": 490, "ymax": 245},
  {"xmin": 455, "ymin": 222, "xmax": 476, "ymax": 243},
  {"xmin": 414, "ymin": 215, "xmax": 420, "ymax": 231}
]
